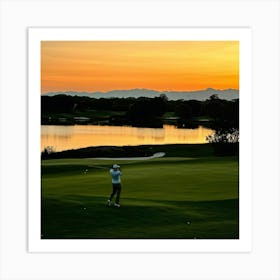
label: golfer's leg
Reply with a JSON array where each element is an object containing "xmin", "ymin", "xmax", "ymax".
[
  {"xmin": 116, "ymin": 185, "xmax": 121, "ymax": 204},
  {"xmin": 109, "ymin": 185, "xmax": 117, "ymax": 201}
]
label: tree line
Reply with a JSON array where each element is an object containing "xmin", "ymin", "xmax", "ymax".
[{"xmin": 41, "ymin": 94, "xmax": 239, "ymax": 129}]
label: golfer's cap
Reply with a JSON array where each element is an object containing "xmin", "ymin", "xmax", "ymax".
[{"xmin": 113, "ymin": 164, "xmax": 120, "ymax": 168}]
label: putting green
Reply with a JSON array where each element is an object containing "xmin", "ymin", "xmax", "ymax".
[{"xmin": 41, "ymin": 156, "xmax": 239, "ymax": 239}]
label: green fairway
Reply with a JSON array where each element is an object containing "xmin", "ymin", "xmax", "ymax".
[{"xmin": 41, "ymin": 155, "xmax": 239, "ymax": 239}]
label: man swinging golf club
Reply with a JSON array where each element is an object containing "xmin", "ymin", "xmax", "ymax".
[{"xmin": 107, "ymin": 164, "xmax": 122, "ymax": 207}]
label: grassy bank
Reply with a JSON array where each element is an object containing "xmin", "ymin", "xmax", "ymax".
[
  {"xmin": 42, "ymin": 143, "xmax": 216, "ymax": 159},
  {"xmin": 41, "ymin": 151, "xmax": 239, "ymax": 239}
]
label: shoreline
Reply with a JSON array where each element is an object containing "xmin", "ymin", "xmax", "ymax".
[{"xmin": 41, "ymin": 143, "xmax": 225, "ymax": 160}]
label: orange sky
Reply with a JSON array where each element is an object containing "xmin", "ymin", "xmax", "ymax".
[{"xmin": 41, "ymin": 41, "xmax": 239, "ymax": 93}]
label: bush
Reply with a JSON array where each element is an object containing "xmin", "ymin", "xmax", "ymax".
[
  {"xmin": 41, "ymin": 146, "xmax": 56, "ymax": 159},
  {"xmin": 206, "ymin": 128, "xmax": 239, "ymax": 156}
]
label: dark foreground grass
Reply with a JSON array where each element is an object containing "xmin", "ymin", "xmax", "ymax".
[{"xmin": 41, "ymin": 156, "xmax": 239, "ymax": 239}]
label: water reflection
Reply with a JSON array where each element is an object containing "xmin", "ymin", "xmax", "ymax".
[{"xmin": 41, "ymin": 124, "xmax": 214, "ymax": 152}]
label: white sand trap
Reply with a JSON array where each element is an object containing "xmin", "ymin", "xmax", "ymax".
[{"xmin": 90, "ymin": 152, "xmax": 166, "ymax": 161}]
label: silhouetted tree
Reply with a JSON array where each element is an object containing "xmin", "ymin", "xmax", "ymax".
[
  {"xmin": 206, "ymin": 128, "xmax": 239, "ymax": 156},
  {"xmin": 126, "ymin": 97, "xmax": 166, "ymax": 127}
]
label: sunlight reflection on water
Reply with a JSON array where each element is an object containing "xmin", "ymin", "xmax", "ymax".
[{"xmin": 41, "ymin": 124, "xmax": 214, "ymax": 152}]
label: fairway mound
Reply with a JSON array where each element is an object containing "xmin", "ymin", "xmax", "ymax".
[{"xmin": 90, "ymin": 152, "xmax": 166, "ymax": 161}]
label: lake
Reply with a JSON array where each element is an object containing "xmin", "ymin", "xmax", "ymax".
[{"xmin": 41, "ymin": 124, "xmax": 215, "ymax": 152}]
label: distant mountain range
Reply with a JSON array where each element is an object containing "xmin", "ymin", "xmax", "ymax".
[{"xmin": 43, "ymin": 88, "xmax": 239, "ymax": 101}]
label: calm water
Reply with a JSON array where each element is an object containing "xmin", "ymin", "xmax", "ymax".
[{"xmin": 41, "ymin": 124, "xmax": 215, "ymax": 152}]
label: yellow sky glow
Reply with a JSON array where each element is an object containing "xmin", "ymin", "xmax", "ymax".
[{"xmin": 41, "ymin": 41, "xmax": 239, "ymax": 93}]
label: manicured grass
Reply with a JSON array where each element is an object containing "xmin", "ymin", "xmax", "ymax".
[{"xmin": 41, "ymin": 155, "xmax": 239, "ymax": 239}]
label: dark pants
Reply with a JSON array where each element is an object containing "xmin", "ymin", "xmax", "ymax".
[{"xmin": 109, "ymin": 183, "xmax": 122, "ymax": 204}]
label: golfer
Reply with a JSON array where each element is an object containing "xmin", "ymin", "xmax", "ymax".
[{"xmin": 107, "ymin": 164, "xmax": 122, "ymax": 207}]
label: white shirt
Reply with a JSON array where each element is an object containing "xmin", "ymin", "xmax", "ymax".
[{"xmin": 110, "ymin": 169, "xmax": 122, "ymax": 184}]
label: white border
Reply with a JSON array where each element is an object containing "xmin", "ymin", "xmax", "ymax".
[
  {"xmin": 28, "ymin": 27, "xmax": 252, "ymax": 253},
  {"xmin": 1, "ymin": 1, "xmax": 279, "ymax": 279}
]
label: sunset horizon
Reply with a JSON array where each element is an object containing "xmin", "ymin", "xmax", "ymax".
[{"xmin": 41, "ymin": 41, "xmax": 239, "ymax": 94}]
